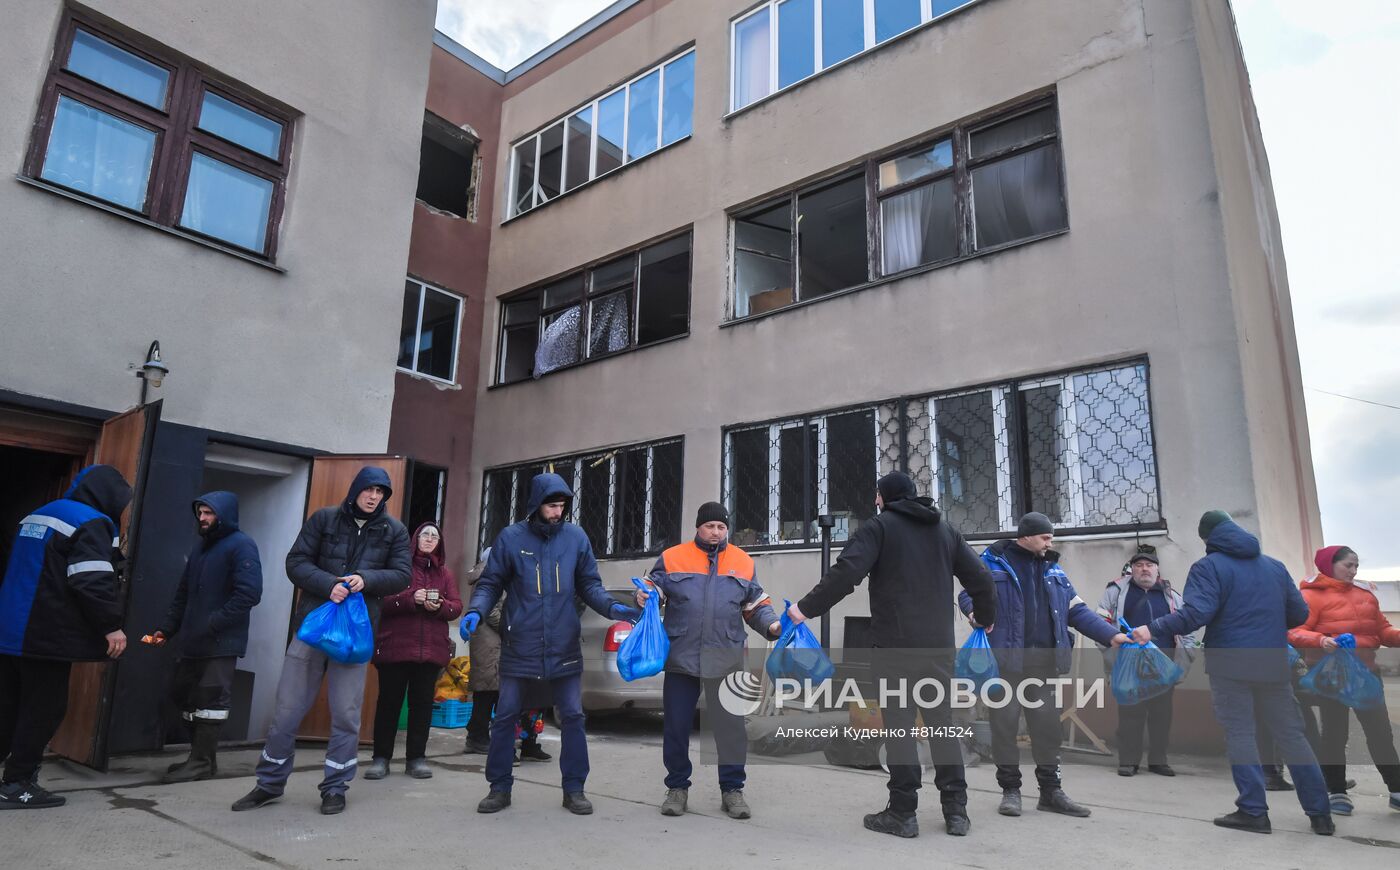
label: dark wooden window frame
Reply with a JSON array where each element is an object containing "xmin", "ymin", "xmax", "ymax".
[
  {"xmin": 494, "ymin": 228, "xmax": 694, "ymax": 386},
  {"xmin": 729, "ymin": 93, "xmax": 1066, "ymax": 320},
  {"xmin": 23, "ymin": 12, "xmax": 296, "ymax": 260}
]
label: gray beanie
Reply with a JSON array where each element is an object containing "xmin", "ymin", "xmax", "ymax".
[{"xmin": 1017, "ymin": 512, "xmax": 1055, "ymax": 537}]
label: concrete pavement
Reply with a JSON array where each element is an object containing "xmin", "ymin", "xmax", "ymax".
[{"xmin": 4, "ymin": 716, "xmax": 1398, "ymax": 869}]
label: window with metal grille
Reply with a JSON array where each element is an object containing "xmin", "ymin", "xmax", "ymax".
[
  {"xmin": 478, "ymin": 438, "xmax": 684, "ymax": 559},
  {"xmin": 722, "ymin": 360, "xmax": 1160, "ymax": 547}
]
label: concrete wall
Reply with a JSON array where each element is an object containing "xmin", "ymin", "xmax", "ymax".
[
  {"xmin": 388, "ymin": 46, "xmax": 504, "ymax": 578},
  {"xmin": 457, "ymin": 0, "xmax": 1318, "ymax": 641},
  {"xmin": 0, "ymin": 0, "xmax": 435, "ymax": 453}
]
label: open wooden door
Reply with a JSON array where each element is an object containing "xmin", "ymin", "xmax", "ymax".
[
  {"xmin": 49, "ymin": 401, "xmax": 161, "ymax": 770},
  {"xmin": 293, "ymin": 455, "xmax": 408, "ymax": 743}
]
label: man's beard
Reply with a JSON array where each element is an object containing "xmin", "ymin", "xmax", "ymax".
[{"xmin": 198, "ymin": 522, "xmax": 215, "ymax": 536}]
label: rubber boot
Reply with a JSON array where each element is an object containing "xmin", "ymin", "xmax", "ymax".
[{"xmin": 164, "ymin": 721, "xmax": 219, "ymax": 783}]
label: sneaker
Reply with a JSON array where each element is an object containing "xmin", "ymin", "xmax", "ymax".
[
  {"xmin": 998, "ymin": 789, "xmax": 1022, "ymax": 817},
  {"xmin": 520, "ymin": 742, "xmax": 552, "ymax": 762},
  {"xmin": 1311, "ymin": 814, "xmax": 1335, "ymax": 836},
  {"xmin": 230, "ymin": 787, "xmax": 280, "ymax": 812},
  {"xmin": 1118, "ymin": 765, "xmax": 1137, "ymax": 777},
  {"xmin": 721, "ymin": 790, "xmax": 751, "ymax": 820},
  {"xmin": 1037, "ymin": 788, "xmax": 1091, "ymax": 818},
  {"xmin": 1213, "ymin": 810, "xmax": 1271, "ymax": 834},
  {"xmin": 660, "ymin": 787, "xmax": 688, "ymax": 817},
  {"xmin": 863, "ymin": 806, "xmax": 918, "ymax": 838},
  {"xmin": 363, "ymin": 757, "xmax": 389, "ymax": 780},
  {"xmin": 944, "ymin": 814, "xmax": 971, "ymax": 837},
  {"xmin": 1262, "ymin": 772, "xmax": 1294, "ymax": 792},
  {"xmin": 462, "ymin": 737, "xmax": 491, "ymax": 755},
  {"xmin": 1390, "ymin": 792, "xmax": 1400, "ymax": 812},
  {"xmin": 1328, "ymin": 793, "xmax": 1353, "ymax": 816},
  {"xmin": 562, "ymin": 791, "xmax": 594, "ymax": 815},
  {"xmin": 477, "ymin": 790, "xmax": 511, "ymax": 813},
  {"xmin": 405, "ymin": 758, "xmax": 432, "ymax": 779},
  {"xmin": 320, "ymin": 793, "xmax": 346, "ymax": 815},
  {"xmin": 1147, "ymin": 764, "xmax": 1176, "ymax": 777},
  {"xmin": 0, "ymin": 780, "xmax": 65, "ymax": 810}
]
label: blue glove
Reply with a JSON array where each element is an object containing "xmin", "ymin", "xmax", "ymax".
[
  {"xmin": 459, "ymin": 611, "xmax": 481, "ymax": 640},
  {"xmin": 611, "ymin": 603, "xmax": 642, "ymax": 624},
  {"xmin": 1335, "ymin": 633, "xmax": 1356, "ymax": 649}
]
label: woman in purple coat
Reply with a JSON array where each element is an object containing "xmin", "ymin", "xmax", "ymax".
[{"xmin": 364, "ymin": 522, "xmax": 463, "ymax": 779}]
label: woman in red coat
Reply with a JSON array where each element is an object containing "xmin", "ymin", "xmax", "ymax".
[
  {"xmin": 364, "ymin": 522, "xmax": 463, "ymax": 780},
  {"xmin": 1288, "ymin": 545, "xmax": 1400, "ymax": 815}
]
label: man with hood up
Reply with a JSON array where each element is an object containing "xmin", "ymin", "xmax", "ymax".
[
  {"xmin": 1133, "ymin": 510, "xmax": 1334, "ymax": 836},
  {"xmin": 461, "ymin": 472, "xmax": 641, "ymax": 816},
  {"xmin": 787, "ymin": 471, "xmax": 998, "ymax": 839},
  {"xmin": 0, "ymin": 465, "xmax": 131, "ymax": 810},
  {"xmin": 232, "ymin": 466, "xmax": 410, "ymax": 816},
  {"xmin": 147, "ymin": 491, "xmax": 263, "ymax": 784}
]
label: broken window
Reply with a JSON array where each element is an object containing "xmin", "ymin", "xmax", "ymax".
[
  {"xmin": 398, "ymin": 278, "xmax": 463, "ymax": 383},
  {"xmin": 734, "ymin": 201, "xmax": 794, "ymax": 317},
  {"xmin": 496, "ymin": 232, "xmax": 692, "ymax": 383},
  {"xmin": 416, "ymin": 112, "xmax": 477, "ymax": 217},
  {"xmin": 970, "ymin": 105, "xmax": 1067, "ymax": 249},
  {"xmin": 878, "ymin": 138, "xmax": 956, "ymax": 273}
]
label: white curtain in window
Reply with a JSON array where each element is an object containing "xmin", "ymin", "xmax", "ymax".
[
  {"xmin": 734, "ymin": 12, "xmax": 771, "ymax": 108},
  {"xmin": 881, "ymin": 185, "xmax": 937, "ymax": 274}
]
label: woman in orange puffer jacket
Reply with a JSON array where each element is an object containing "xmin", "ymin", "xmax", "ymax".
[{"xmin": 1288, "ymin": 545, "xmax": 1400, "ymax": 814}]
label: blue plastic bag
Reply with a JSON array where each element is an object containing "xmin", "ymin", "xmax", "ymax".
[
  {"xmin": 617, "ymin": 578, "xmax": 668, "ymax": 682},
  {"xmin": 1299, "ymin": 647, "xmax": 1383, "ymax": 711},
  {"xmin": 765, "ymin": 600, "xmax": 835, "ymax": 685},
  {"xmin": 296, "ymin": 588, "xmax": 374, "ymax": 664},
  {"xmin": 1111, "ymin": 619, "xmax": 1185, "ymax": 706},
  {"xmin": 955, "ymin": 627, "xmax": 999, "ymax": 690}
]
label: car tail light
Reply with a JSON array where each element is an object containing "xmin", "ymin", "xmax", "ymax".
[{"xmin": 604, "ymin": 621, "xmax": 632, "ymax": 652}]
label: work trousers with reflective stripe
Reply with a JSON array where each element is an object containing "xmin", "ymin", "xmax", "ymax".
[
  {"xmin": 254, "ymin": 639, "xmax": 366, "ymax": 797},
  {"xmin": 169, "ymin": 656, "xmax": 236, "ymax": 723}
]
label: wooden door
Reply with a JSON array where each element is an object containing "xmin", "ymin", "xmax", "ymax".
[
  {"xmin": 293, "ymin": 455, "xmax": 408, "ymax": 743},
  {"xmin": 49, "ymin": 401, "xmax": 161, "ymax": 770}
]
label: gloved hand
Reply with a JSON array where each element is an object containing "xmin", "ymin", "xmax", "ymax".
[
  {"xmin": 611, "ymin": 603, "xmax": 642, "ymax": 624},
  {"xmin": 1335, "ymin": 633, "xmax": 1356, "ymax": 649},
  {"xmin": 459, "ymin": 611, "xmax": 481, "ymax": 640}
]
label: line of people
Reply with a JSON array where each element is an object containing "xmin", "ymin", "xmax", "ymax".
[{"xmin": 2, "ymin": 463, "xmax": 1397, "ymax": 843}]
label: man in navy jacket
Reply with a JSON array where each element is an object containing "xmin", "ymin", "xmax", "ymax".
[
  {"xmin": 149, "ymin": 491, "xmax": 262, "ymax": 784},
  {"xmin": 1134, "ymin": 511, "xmax": 1333, "ymax": 836},
  {"xmin": 958, "ymin": 511, "xmax": 1126, "ymax": 819},
  {"xmin": 462, "ymin": 473, "xmax": 639, "ymax": 816}
]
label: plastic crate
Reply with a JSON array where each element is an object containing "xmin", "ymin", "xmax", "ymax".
[{"xmin": 431, "ymin": 699, "xmax": 472, "ymax": 729}]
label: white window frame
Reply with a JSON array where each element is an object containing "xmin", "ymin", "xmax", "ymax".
[
  {"xmin": 506, "ymin": 47, "xmax": 695, "ymax": 220},
  {"xmin": 397, "ymin": 278, "xmax": 463, "ymax": 385},
  {"xmin": 728, "ymin": 0, "xmax": 984, "ymax": 113}
]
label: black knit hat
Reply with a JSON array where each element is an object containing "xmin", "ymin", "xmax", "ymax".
[
  {"xmin": 877, "ymin": 471, "xmax": 917, "ymax": 504},
  {"xmin": 1198, "ymin": 509, "xmax": 1233, "ymax": 541},
  {"xmin": 1017, "ymin": 511, "xmax": 1055, "ymax": 537},
  {"xmin": 696, "ymin": 502, "xmax": 729, "ymax": 528}
]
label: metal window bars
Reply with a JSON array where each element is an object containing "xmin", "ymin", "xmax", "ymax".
[{"xmin": 722, "ymin": 360, "xmax": 1161, "ymax": 548}]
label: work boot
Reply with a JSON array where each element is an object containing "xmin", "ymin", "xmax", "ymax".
[
  {"xmin": 1213, "ymin": 810, "xmax": 1271, "ymax": 834},
  {"xmin": 519, "ymin": 742, "xmax": 552, "ymax": 762},
  {"xmin": 477, "ymin": 791, "xmax": 512, "ymax": 813},
  {"xmin": 863, "ymin": 805, "xmax": 918, "ymax": 838},
  {"xmin": 1262, "ymin": 771, "xmax": 1293, "ymax": 791},
  {"xmin": 721, "ymin": 790, "xmax": 751, "ymax": 820},
  {"xmin": 1147, "ymin": 764, "xmax": 1175, "ymax": 777},
  {"xmin": 230, "ymin": 787, "xmax": 279, "ymax": 812},
  {"xmin": 1037, "ymin": 788, "xmax": 1091, "ymax": 817},
  {"xmin": 562, "ymin": 791, "xmax": 594, "ymax": 815},
  {"xmin": 944, "ymin": 814, "xmax": 971, "ymax": 837},
  {"xmin": 405, "ymin": 758, "xmax": 432, "ymax": 779},
  {"xmin": 1118, "ymin": 765, "xmax": 1137, "ymax": 777},
  {"xmin": 320, "ymin": 793, "xmax": 346, "ymax": 815},
  {"xmin": 1328, "ymin": 793, "xmax": 1353, "ymax": 816},
  {"xmin": 1310, "ymin": 814, "xmax": 1335, "ymax": 836},
  {"xmin": 163, "ymin": 722, "xmax": 219, "ymax": 784},
  {"xmin": 462, "ymin": 736, "xmax": 491, "ymax": 755},
  {"xmin": 997, "ymin": 789, "xmax": 1022, "ymax": 817},
  {"xmin": 0, "ymin": 779, "xmax": 65, "ymax": 810},
  {"xmin": 363, "ymin": 757, "xmax": 389, "ymax": 780},
  {"xmin": 659, "ymin": 787, "xmax": 688, "ymax": 816}
]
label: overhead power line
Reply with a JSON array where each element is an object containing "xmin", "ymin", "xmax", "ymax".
[{"xmin": 1307, "ymin": 387, "xmax": 1400, "ymax": 412}]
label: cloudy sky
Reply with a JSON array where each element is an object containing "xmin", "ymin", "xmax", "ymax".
[{"xmin": 437, "ymin": 0, "xmax": 1400, "ymax": 579}]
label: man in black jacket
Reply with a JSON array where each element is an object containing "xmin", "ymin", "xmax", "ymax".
[
  {"xmin": 232, "ymin": 467, "xmax": 410, "ymax": 816},
  {"xmin": 147, "ymin": 491, "xmax": 262, "ymax": 783},
  {"xmin": 789, "ymin": 472, "xmax": 997, "ymax": 839},
  {"xmin": 0, "ymin": 465, "xmax": 131, "ymax": 810}
]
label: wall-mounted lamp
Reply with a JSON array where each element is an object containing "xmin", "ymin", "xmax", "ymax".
[{"xmin": 137, "ymin": 340, "xmax": 169, "ymax": 404}]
